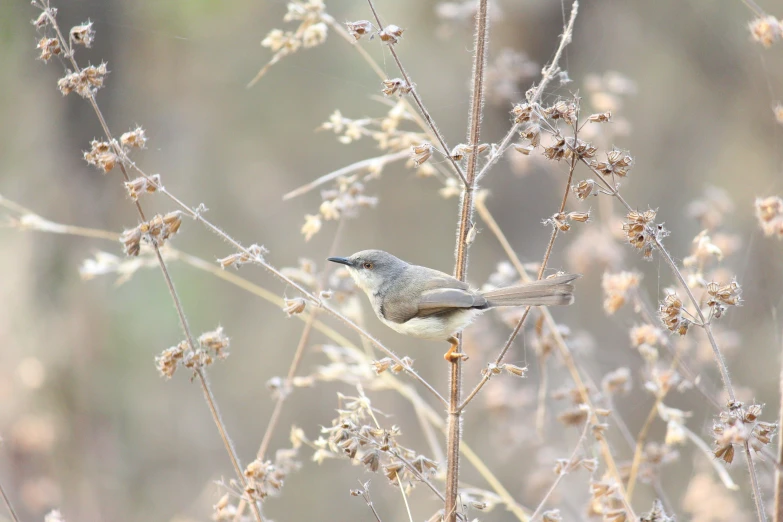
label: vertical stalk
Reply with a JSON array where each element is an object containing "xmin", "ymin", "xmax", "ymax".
[{"xmin": 446, "ymin": 1, "xmax": 489, "ymax": 520}]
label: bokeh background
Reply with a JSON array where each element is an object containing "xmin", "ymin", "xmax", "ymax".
[{"xmin": 1, "ymin": 0, "xmax": 783, "ymax": 521}]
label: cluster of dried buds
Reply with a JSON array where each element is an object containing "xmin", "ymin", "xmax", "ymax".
[
  {"xmin": 749, "ymin": 15, "xmax": 783, "ymax": 48},
  {"xmin": 345, "ymin": 20, "xmax": 404, "ymax": 44},
  {"xmin": 543, "ymin": 100, "xmax": 578, "ymax": 125},
  {"xmin": 712, "ymin": 402, "xmax": 777, "ymax": 464},
  {"xmin": 301, "ymin": 175, "xmax": 378, "ymax": 241},
  {"xmin": 622, "ymin": 209, "xmax": 668, "ymax": 259},
  {"xmin": 84, "ymin": 127, "xmax": 147, "ymax": 174},
  {"xmin": 601, "ymin": 270, "xmax": 640, "ymax": 314},
  {"xmin": 381, "ymin": 78, "xmax": 412, "ymax": 96},
  {"xmin": 480, "ymin": 362, "xmax": 528, "ymax": 378},
  {"xmin": 262, "ymin": 0, "xmax": 327, "ymax": 55},
  {"xmin": 544, "ymin": 210, "xmax": 591, "ymax": 232},
  {"xmin": 121, "ymin": 211, "xmax": 183, "ymax": 256},
  {"xmin": 58, "ymin": 63, "xmax": 108, "ymax": 98},
  {"xmin": 755, "ymin": 195, "xmax": 783, "ymax": 238},
  {"xmin": 543, "ymin": 137, "xmax": 597, "ymax": 162},
  {"xmin": 372, "ymin": 356, "xmax": 413, "ymax": 374},
  {"xmin": 659, "ymin": 291, "xmax": 691, "ymax": 335},
  {"xmin": 590, "ymin": 149, "xmax": 633, "ymax": 178},
  {"xmin": 705, "ymin": 280, "xmax": 742, "ymax": 318},
  {"xmin": 243, "ymin": 447, "xmax": 300, "ymax": 501},
  {"xmin": 313, "ymin": 393, "xmax": 437, "ymax": 487},
  {"xmin": 155, "ymin": 327, "xmax": 230, "ymax": 379}
]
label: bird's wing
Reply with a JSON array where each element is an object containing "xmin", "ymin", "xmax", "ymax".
[{"xmin": 418, "ymin": 287, "xmax": 484, "ymax": 310}]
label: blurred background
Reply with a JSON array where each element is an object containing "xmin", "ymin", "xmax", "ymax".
[{"xmin": 1, "ymin": 0, "xmax": 783, "ymax": 520}]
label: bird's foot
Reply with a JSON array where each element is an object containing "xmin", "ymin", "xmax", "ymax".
[{"xmin": 444, "ymin": 341, "xmax": 469, "ymax": 363}]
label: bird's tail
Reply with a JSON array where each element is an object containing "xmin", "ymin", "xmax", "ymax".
[{"xmin": 480, "ymin": 274, "xmax": 580, "ymax": 307}]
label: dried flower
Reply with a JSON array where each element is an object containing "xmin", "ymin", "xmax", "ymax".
[
  {"xmin": 302, "ymin": 22, "xmax": 327, "ymax": 47},
  {"xmin": 706, "ymin": 280, "xmax": 742, "ymax": 318},
  {"xmin": 659, "ymin": 291, "xmax": 691, "ymax": 335},
  {"xmin": 591, "ymin": 149, "xmax": 633, "ymax": 178},
  {"xmin": 124, "ymin": 174, "xmax": 161, "ymax": 201},
  {"xmin": 57, "ymin": 62, "xmax": 108, "ymax": 98},
  {"xmin": 713, "ymin": 402, "xmax": 777, "ymax": 464},
  {"xmin": 602, "ymin": 271, "xmax": 640, "ymax": 314},
  {"xmin": 749, "ymin": 15, "xmax": 783, "ymax": 48},
  {"xmin": 120, "ymin": 211, "xmax": 183, "ymax": 256},
  {"xmin": 70, "ymin": 22, "xmax": 95, "ymax": 48},
  {"xmin": 218, "ymin": 244, "xmax": 267, "ymax": 269},
  {"xmin": 382, "ymin": 78, "xmax": 412, "ymax": 96},
  {"xmin": 622, "ymin": 209, "xmax": 667, "ymax": 259},
  {"xmin": 410, "ymin": 143, "xmax": 433, "ymax": 166},
  {"xmin": 36, "ymin": 37, "xmax": 61, "ymax": 62},
  {"xmin": 120, "ymin": 126, "xmax": 147, "ymax": 149},
  {"xmin": 504, "ymin": 363, "xmax": 528, "ymax": 377},
  {"xmin": 602, "ymin": 367, "xmax": 631, "ymax": 395},
  {"xmin": 346, "ymin": 20, "xmax": 373, "ymax": 40},
  {"xmin": 283, "ymin": 297, "xmax": 307, "ymax": 316},
  {"xmin": 378, "ymin": 24, "xmax": 404, "ymax": 44},
  {"xmin": 544, "ymin": 100, "xmax": 577, "ymax": 125},
  {"xmin": 572, "ymin": 179, "xmax": 596, "ymax": 200},
  {"xmin": 155, "ymin": 341, "xmax": 187, "ymax": 379},
  {"xmin": 301, "ymin": 214, "xmax": 322, "ymax": 241},
  {"xmin": 32, "ymin": 9, "xmax": 57, "ymax": 28},
  {"xmin": 587, "ymin": 111, "xmax": 612, "ymax": 123},
  {"xmin": 84, "ymin": 139, "xmax": 118, "ymax": 173},
  {"xmin": 198, "ymin": 327, "xmax": 229, "ymax": 359},
  {"xmin": 755, "ymin": 196, "xmax": 783, "ymax": 238}
]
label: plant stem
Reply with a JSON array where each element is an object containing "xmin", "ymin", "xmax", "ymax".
[
  {"xmin": 0, "ymin": 480, "xmax": 20, "ymax": 522},
  {"xmin": 776, "ymin": 345, "xmax": 783, "ymax": 522},
  {"xmin": 445, "ymin": 2, "xmax": 489, "ymax": 520}
]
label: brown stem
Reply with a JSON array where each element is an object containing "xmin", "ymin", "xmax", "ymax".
[
  {"xmin": 444, "ymin": 2, "xmax": 489, "ymax": 520},
  {"xmin": 775, "ymin": 344, "xmax": 783, "ymax": 522}
]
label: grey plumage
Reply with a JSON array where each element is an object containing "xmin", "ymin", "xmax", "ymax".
[{"xmin": 327, "ymin": 250, "xmax": 579, "ymax": 343}]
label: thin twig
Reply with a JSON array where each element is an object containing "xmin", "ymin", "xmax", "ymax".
[
  {"xmin": 0, "ymin": 480, "xmax": 20, "ymax": 522},
  {"xmin": 528, "ymin": 415, "xmax": 591, "ymax": 521},
  {"xmin": 282, "ymin": 150, "xmax": 409, "ymax": 200},
  {"xmin": 365, "ymin": 0, "xmax": 468, "ymax": 187},
  {"xmin": 776, "ymin": 341, "xmax": 783, "ymax": 522}
]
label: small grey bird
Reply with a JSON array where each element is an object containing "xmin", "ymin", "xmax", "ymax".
[{"xmin": 328, "ymin": 250, "xmax": 579, "ymax": 361}]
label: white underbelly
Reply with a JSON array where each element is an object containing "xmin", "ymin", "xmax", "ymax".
[{"xmin": 379, "ymin": 309, "xmax": 482, "ymax": 340}]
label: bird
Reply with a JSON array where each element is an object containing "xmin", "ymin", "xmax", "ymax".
[{"xmin": 327, "ymin": 250, "xmax": 579, "ymax": 362}]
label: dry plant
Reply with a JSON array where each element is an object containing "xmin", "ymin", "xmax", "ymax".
[{"xmin": 3, "ymin": 0, "xmax": 783, "ymax": 521}]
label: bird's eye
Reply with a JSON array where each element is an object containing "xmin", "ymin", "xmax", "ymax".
[{"xmin": 363, "ymin": 262, "xmax": 374, "ymax": 270}]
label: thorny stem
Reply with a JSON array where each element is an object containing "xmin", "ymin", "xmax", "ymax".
[
  {"xmin": 36, "ymin": 4, "xmax": 266, "ymax": 519},
  {"xmin": 444, "ymin": 2, "xmax": 489, "ymax": 521},
  {"xmin": 528, "ymin": 416, "xmax": 591, "ymax": 521},
  {"xmin": 0, "ymin": 480, "xmax": 20, "ymax": 522},
  {"xmin": 474, "ymin": 1, "xmax": 579, "ymax": 184},
  {"xmin": 365, "ymin": 0, "xmax": 469, "ymax": 187}
]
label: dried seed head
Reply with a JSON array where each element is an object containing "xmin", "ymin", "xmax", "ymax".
[
  {"xmin": 630, "ymin": 324, "xmax": 664, "ymax": 348},
  {"xmin": 198, "ymin": 326, "xmax": 230, "ymax": 359},
  {"xmin": 58, "ymin": 62, "xmax": 109, "ymax": 98},
  {"xmin": 391, "ymin": 356, "xmax": 413, "ymax": 374},
  {"xmin": 381, "ymin": 78, "xmax": 412, "ymax": 96},
  {"xmin": 120, "ymin": 126, "xmax": 147, "ymax": 149},
  {"xmin": 514, "ymin": 143, "xmax": 534, "ymax": 155},
  {"xmin": 601, "ymin": 271, "xmax": 641, "ymax": 314},
  {"xmin": 346, "ymin": 20, "xmax": 374, "ymax": 40},
  {"xmin": 587, "ymin": 111, "xmax": 612, "ymax": 123},
  {"xmin": 749, "ymin": 15, "xmax": 783, "ymax": 48},
  {"xmin": 622, "ymin": 209, "xmax": 667, "ymax": 259},
  {"xmin": 544, "ymin": 100, "xmax": 577, "ymax": 125},
  {"xmin": 542, "ymin": 510, "xmax": 562, "ymax": 522},
  {"xmin": 504, "ymin": 364, "xmax": 528, "ymax": 377},
  {"xmin": 302, "ymin": 22, "xmax": 328, "ymax": 48},
  {"xmin": 410, "ymin": 143, "xmax": 433, "ymax": 166},
  {"xmin": 545, "ymin": 212, "xmax": 570, "ymax": 232},
  {"xmin": 602, "ymin": 367, "xmax": 631, "ymax": 395},
  {"xmin": 124, "ymin": 174, "xmax": 161, "ymax": 201},
  {"xmin": 70, "ymin": 22, "xmax": 95, "ymax": 48},
  {"xmin": 511, "ymin": 102, "xmax": 540, "ymax": 124},
  {"xmin": 36, "ymin": 37, "xmax": 61, "ymax": 62},
  {"xmin": 706, "ymin": 280, "xmax": 742, "ymax": 318},
  {"xmin": 83, "ymin": 139, "xmax": 118, "ymax": 173},
  {"xmin": 378, "ymin": 24, "xmax": 404, "ymax": 44},
  {"xmin": 519, "ymin": 123, "xmax": 541, "ymax": 147},
  {"xmin": 543, "ymin": 137, "xmax": 569, "ymax": 161},
  {"xmin": 572, "ymin": 179, "xmax": 596, "ymax": 200},
  {"xmin": 155, "ymin": 341, "xmax": 187, "ymax": 379},
  {"xmin": 755, "ymin": 196, "xmax": 783, "ymax": 238},
  {"xmin": 372, "ymin": 357, "xmax": 393, "ymax": 374},
  {"xmin": 32, "ymin": 9, "xmax": 57, "ymax": 28},
  {"xmin": 283, "ymin": 297, "xmax": 307, "ymax": 317},
  {"xmin": 557, "ymin": 405, "xmax": 589, "ymax": 427},
  {"xmin": 659, "ymin": 291, "xmax": 691, "ymax": 335},
  {"xmin": 591, "ymin": 148, "xmax": 633, "ymax": 178},
  {"xmin": 301, "ymin": 214, "xmax": 322, "ymax": 241},
  {"xmin": 567, "ymin": 211, "xmax": 591, "ymax": 223},
  {"xmin": 120, "ymin": 226, "xmax": 142, "ymax": 256}
]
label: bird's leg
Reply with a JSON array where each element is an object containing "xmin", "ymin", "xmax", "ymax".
[{"xmin": 444, "ymin": 336, "xmax": 469, "ymax": 362}]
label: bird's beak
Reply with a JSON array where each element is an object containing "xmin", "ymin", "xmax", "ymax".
[{"xmin": 327, "ymin": 256, "xmax": 353, "ymax": 267}]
